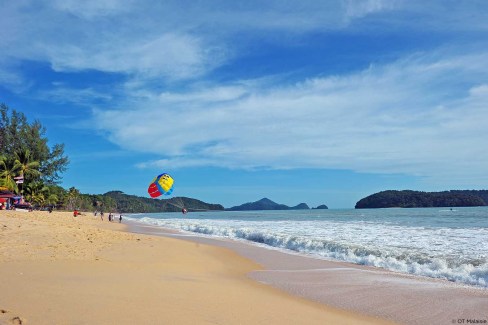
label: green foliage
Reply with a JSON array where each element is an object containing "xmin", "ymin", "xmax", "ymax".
[
  {"xmin": 355, "ymin": 190, "xmax": 488, "ymax": 209},
  {"xmin": 0, "ymin": 155, "xmax": 21, "ymax": 193},
  {"xmin": 228, "ymin": 198, "xmax": 295, "ymax": 211},
  {"xmin": 0, "ymin": 104, "xmax": 69, "ymax": 184},
  {"xmin": 24, "ymin": 181, "xmax": 49, "ymax": 207},
  {"xmin": 0, "ymin": 103, "xmax": 223, "ymax": 213},
  {"xmin": 15, "ymin": 149, "xmax": 41, "ymax": 180},
  {"xmin": 102, "ymin": 191, "xmax": 224, "ymax": 213}
]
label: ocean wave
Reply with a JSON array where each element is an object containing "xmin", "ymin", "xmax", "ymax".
[{"xmin": 132, "ymin": 216, "xmax": 488, "ymax": 288}]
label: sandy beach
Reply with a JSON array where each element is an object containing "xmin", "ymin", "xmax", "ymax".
[
  {"xmin": 0, "ymin": 210, "xmax": 388, "ymax": 325},
  {"xmin": 129, "ymin": 221, "xmax": 488, "ymax": 325}
]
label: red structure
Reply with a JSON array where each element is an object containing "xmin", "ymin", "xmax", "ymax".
[{"xmin": 0, "ymin": 190, "xmax": 16, "ymax": 209}]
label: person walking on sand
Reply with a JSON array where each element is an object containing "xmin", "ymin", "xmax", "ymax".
[{"xmin": 100, "ymin": 211, "xmax": 104, "ymax": 221}]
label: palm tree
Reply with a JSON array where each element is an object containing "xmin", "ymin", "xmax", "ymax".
[
  {"xmin": 65, "ymin": 187, "xmax": 81, "ymax": 210},
  {"xmin": 14, "ymin": 149, "xmax": 41, "ymax": 195},
  {"xmin": 24, "ymin": 182, "xmax": 61, "ymax": 209},
  {"xmin": 24, "ymin": 181, "xmax": 48, "ymax": 207},
  {"xmin": 0, "ymin": 155, "xmax": 21, "ymax": 193},
  {"xmin": 46, "ymin": 193, "xmax": 59, "ymax": 208}
]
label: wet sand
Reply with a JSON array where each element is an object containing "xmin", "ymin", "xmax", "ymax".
[
  {"xmin": 0, "ymin": 210, "xmax": 388, "ymax": 325},
  {"xmin": 129, "ymin": 222, "xmax": 488, "ymax": 325}
]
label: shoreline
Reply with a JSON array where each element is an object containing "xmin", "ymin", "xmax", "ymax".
[
  {"xmin": 127, "ymin": 220, "xmax": 488, "ymax": 325},
  {"xmin": 0, "ymin": 210, "xmax": 388, "ymax": 325}
]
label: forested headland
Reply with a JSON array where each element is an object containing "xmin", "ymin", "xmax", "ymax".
[{"xmin": 355, "ymin": 190, "xmax": 488, "ymax": 209}]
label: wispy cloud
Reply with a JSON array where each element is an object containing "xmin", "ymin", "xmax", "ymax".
[
  {"xmin": 344, "ymin": 0, "xmax": 397, "ymax": 20},
  {"xmin": 2, "ymin": 0, "xmax": 488, "ymax": 189},
  {"xmin": 37, "ymin": 86, "xmax": 113, "ymax": 105},
  {"xmin": 51, "ymin": 0, "xmax": 136, "ymax": 19},
  {"xmin": 0, "ymin": 64, "xmax": 28, "ymax": 93},
  {"xmin": 93, "ymin": 50, "xmax": 488, "ymax": 184},
  {"xmin": 0, "ymin": 0, "xmax": 447, "ymax": 84}
]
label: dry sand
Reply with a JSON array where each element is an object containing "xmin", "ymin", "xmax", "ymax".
[{"xmin": 0, "ymin": 210, "xmax": 389, "ymax": 325}]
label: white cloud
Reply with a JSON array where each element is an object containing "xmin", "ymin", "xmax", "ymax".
[
  {"xmin": 159, "ymin": 86, "xmax": 248, "ymax": 103},
  {"xmin": 37, "ymin": 86, "xmax": 113, "ymax": 105},
  {"xmin": 43, "ymin": 32, "xmax": 215, "ymax": 80},
  {"xmin": 2, "ymin": 0, "xmax": 488, "ymax": 189},
  {"xmin": 1, "ymin": 0, "xmax": 460, "ymax": 84},
  {"xmin": 50, "ymin": 0, "xmax": 135, "ymax": 19},
  {"xmin": 344, "ymin": 0, "xmax": 397, "ymax": 19},
  {"xmin": 0, "ymin": 1, "xmax": 224, "ymax": 81},
  {"xmin": 92, "ymin": 51, "xmax": 488, "ymax": 185},
  {"xmin": 0, "ymin": 61, "xmax": 27, "ymax": 93}
]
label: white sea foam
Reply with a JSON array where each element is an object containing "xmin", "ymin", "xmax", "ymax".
[{"xmin": 127, "ymin": 208, "xmax": 488, "ymax": 288}]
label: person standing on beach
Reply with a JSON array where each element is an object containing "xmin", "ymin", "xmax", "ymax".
[{"xmin": 119, "ymin": 214, "xmax": 122, "ymax": 223}]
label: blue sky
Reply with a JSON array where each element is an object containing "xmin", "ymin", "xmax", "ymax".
[{"xmin": 1, "ymin": 1, "xmax": 488, "ymax": 208}]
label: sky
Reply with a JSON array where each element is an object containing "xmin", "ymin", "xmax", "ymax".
[{"xmin": 1, "ymin": 0, "xmax": 488, "ymax": 208}]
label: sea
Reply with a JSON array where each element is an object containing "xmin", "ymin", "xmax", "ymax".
[{"xmin": 125, "ymin": 207, "xmax": 488, "ymax": 288}]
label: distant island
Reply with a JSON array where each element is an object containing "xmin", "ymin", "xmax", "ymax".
[
  {"xmin": 227, "ymin": 198, "xmax": 327, "ymax": 211},
  {"xmin": 83, "ymin": 192, "xmax": 327, "ymax": 213},
  {"xmin": 313, "ymin": 204, "xmax": 329, "ymax": 210},
  {"xmin": 355, "ymin": 190, "xmax": 488, "ymax": 209}
]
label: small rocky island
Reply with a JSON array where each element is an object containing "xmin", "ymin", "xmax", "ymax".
[{"xmin": 313, "ymin": 204, "xmax": 329, "ymax": 209}]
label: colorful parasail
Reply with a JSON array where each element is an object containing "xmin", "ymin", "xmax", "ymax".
[{"xmin": 148, "ymin": 173, "xmax": 174, "ymax": 198}]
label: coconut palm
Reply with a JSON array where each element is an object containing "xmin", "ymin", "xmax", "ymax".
[
  {"xmin": 65, "ymin": 187, "xmax": 81, "ymax": 211},
  {"xmin": 46, "ymin": 193, "xmax": 59, "ymax": 208},
  {"xmin": 24, "ymin": 181, "xmax": 48, "ymax": 207},
  {"xmin": 0, "ymin": 155, "xmax": 21, "ymax": 193},
  {"xmin": 14, "ymin": 149, "xmax": 41, "ymax": 195}
]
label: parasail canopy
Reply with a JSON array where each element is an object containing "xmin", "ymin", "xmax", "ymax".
[{"xmin": 148, "ymin": 173, "xmax": 174, "ymax": 198}]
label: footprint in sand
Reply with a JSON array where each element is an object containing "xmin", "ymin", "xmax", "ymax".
[{"xmin": 0, "ymin": 309, "xmax": 25, "ymax": 324}]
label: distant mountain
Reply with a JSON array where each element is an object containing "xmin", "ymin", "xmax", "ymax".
[
  {"xmin": 355, "ymin": 190, "xmax": 488, "ymax": 209},
  {"xmin": 103, "ymin": 191, "xmax": 224, "ymax": 213},
  {"xmin": 313, "ymin": 204, "xmax": 329, "ymax": 209},
  {"xmin": 291, "ymin": 203, "xmax": 310, "ymax": 210},
  {"xmin": 90, "ymin": 192, "xmax": 325, "ymax": 213},
  {"xmin": 227, "ymin": 198, "xmax": 312, "ymax": 211}
]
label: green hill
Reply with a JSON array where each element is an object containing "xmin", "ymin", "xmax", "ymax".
[
  {"xmin": 227, "ymin": 198, "xmax": 312, "ymax": 211},
  {"xmin": 102, "ymin": 191, "xmax": 224, "ymax": 213},
  {"xmin": 313, "ymin": 204, "xmax": 329, "ymax": 209},
  {"xmin": 355, "ymin": 190, "xmax": 488, "ymax": 209}
]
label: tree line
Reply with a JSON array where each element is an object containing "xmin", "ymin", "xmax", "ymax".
[
  {"xmin": 0, "ymin": 103, "xmax": 71, "ymax": 208},
  {"xmin": 355, "ymin": 190, "xmax": 488, "ymax": 209}
]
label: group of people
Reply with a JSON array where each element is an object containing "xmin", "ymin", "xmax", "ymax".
[
  {"xmin": 107, "ymin": 212, "xmax": 122, "ymax": 223},
  {"xmin": 73, "ymin": 210, "xmax": 123, "ymax": 223},
  {"xmin": 98, "ymin": 211, "xmax": 122, "ymax": 223}
]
